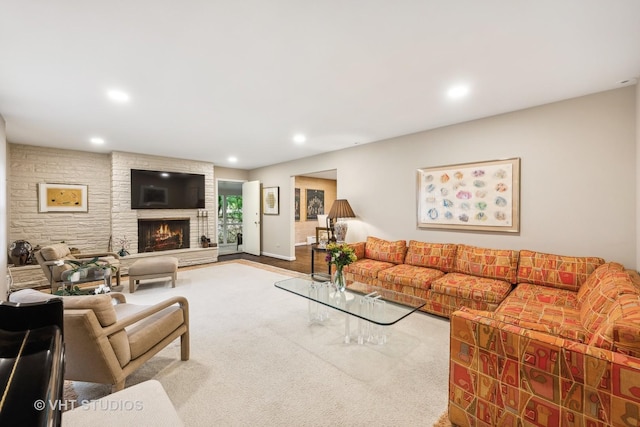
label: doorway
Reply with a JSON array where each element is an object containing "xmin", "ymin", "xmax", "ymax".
[
  {"xmin": 291, "ymin": 169, "xmax": 337, "ymax": 259},
  {"xmin": 217, "ymin": 180, "xmax": 244, "ymax": 255}
]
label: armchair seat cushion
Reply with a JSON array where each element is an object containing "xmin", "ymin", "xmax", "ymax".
[{"xmin": 114, "ymin": 304, "xmax": 186, "ymax": 360}]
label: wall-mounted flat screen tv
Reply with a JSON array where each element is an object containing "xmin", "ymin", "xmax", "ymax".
[{"xmin": 131, "ymin": 169, "xmax": 205, "ymax": 209}]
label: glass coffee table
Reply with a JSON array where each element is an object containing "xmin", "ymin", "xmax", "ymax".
[{"xmin": 275, "ymin": 277, "xmax": 426, "ymax": 344}]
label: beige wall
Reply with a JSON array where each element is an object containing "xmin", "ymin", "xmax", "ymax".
[
  {"xmin": 637, "ymin": 83, "xmax": 640, "ymax": 269},
  {"xmin": 1, "ymin": 115, "xmax": 7, "ymax": 299},
  {"xmin": 251, "ymin": 86, "xmax": 638, "ymax": 268},
  {"xmin": 294, "ymin": 176, "xmax": 337, "ymax": 245}
]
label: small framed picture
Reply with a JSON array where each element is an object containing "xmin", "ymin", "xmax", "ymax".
[
  {"xmin": 38, "ymin": 183, "xmax": 89, "ymax": 212},
  {"xmin": 262, "ymin": 186, "xmax": 279, "ymax": 215}
]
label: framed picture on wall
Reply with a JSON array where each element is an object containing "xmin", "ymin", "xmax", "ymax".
[
  {"xmin": 38, "ymin": 183, "xmax": 89, "ymax": 212},
  {"xmin": 417, "ymin": 157, "xmax": 520, "ymax": 232},
  {"xmin": 306, "ymin": 189, "xmax": 324, "ymax": 220},
  {"xmin": 294, "ymin": 188, "xmax": 300, "ymax": 221},
  {"xmin": 262, "ymin": 186, "xmax": 280, "ymax": 215}
]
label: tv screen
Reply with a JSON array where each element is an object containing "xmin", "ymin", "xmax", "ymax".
[{"xmin": 131, "ymin": 169, "xmax": 205, "ymax": 209}]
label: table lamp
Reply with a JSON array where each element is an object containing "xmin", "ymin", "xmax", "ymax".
[{"xmin": 327, "ymin": 199, "xmax": 356, "ymax": 243}]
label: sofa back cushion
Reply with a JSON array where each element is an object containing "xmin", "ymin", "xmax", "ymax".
[
  {"xmin": 516, "ymin": 250, "xmax": 605, "ymax": 291},
  {"xmin": 579, "ymin": 267, "xmax": 640, "ymax": 331},
  {"xmin": 453, "ymin": 244, "xmax": 519, "ymax": 283},
  {"xmin": 576, "ymin": 262, "xmax": 626, "ymax": 304},
  {"xmin": 588, "ymin": 293, "xmax": 640, "ymax": 356},
  {"xmin": 405, "ymin": 240, "xmax": 457, "ymax": 273},
  {"xmin": 364, "ymin": 236, "xmax": 407, "ymax": 265}
]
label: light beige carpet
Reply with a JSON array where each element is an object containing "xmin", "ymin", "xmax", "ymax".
[{"xmin": 66, "ymin": 261, "xmax": 451, "ymax": 426}]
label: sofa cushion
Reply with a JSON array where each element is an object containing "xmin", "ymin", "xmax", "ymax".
[
  {"xmin": 364, "ymin": 236, "xmax": 407, "ymax": 265},
  {"xmin": 576, "ymin": 262, "xmax": 627, "ymax": 304},
  {"xmin": 430, "ymin": 272, "xmax": 512, "ymax": 305},
  {"xmin": 404, "ymin": 241, "xmax": 457, "ymax": 273},
  {"xmin": 453, "ymin": 244, "xmax": 519, "ymax": 283},
  {"xmin": 496, "ymin": 298, "xmax": 587, "ymax": 342},
  {"xmin": 344, "ymin": 258, "xmax": 395, "ymax": 280},
  {"xmin": 507, "ymin": 283, "xmax": 579, "ymax": 309},
  {"xmin": 579, "ymin": 267, "xmax": 640, "ymax": 332},
  {"xmin": 589, "ymin": 293, "xmax": 640, "ymax": 355},
  {"xmin": 516, "ymin": 249, "xmax": 605, "ymax": 291},
  {"xmin": 377, "ymin": 264, "xmax": 445, "ymax": 291}
]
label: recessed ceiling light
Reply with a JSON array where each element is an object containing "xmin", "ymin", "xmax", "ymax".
[
  {"xmin": 228, "ymin": 156, "xmax": 238, "ymax": 163},
  {"xmin": 293, "ymin": 134, "xmax": 306, "ymax": 144},
  {"xmin": 107, "ymin": 89, "xmax": 130, "ymax": 103},
  {"xmin": 90, "ymin": 137, "xmax": 105, "ymax": 145},
  {"xmin": 160, "ymin": 172, "xmax": 170, "ymax": 178},
  {"xmin": 447, "ymin": 85, "xmax": 470, "ymax": 99}
]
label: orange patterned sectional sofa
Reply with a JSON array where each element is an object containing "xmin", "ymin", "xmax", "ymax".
[
  {"xmin": 345, "ymin": 236, "xmax": 520, "ymax": 318},
  {"xmin": 449, "ymin": 257, "xmax": 640, "ymax": 426},
  {"xmin": 343, "ymin": 236, "xmax": 640, "ymax": 426}
]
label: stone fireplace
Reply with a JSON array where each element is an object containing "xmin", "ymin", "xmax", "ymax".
[{"xmin": 138, "ymin": 218, "xmax": 190, "ymax": 253}]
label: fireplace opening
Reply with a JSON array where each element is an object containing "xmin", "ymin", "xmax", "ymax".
[{"xmin": 138, "ymin": 218, "xmax": 190, "ymax": 252}]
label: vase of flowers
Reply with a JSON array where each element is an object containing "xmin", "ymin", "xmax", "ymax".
[{"xmin": 325, "ymin": 242, "xmax": 357, "ymax": 292}]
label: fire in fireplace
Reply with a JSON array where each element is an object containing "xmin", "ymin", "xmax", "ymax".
[{"xmin": 138, "ymin": 219, "xmax": 190, "ymax": 252}]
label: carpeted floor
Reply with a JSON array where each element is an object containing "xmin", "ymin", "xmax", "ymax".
[{"xmin": 65, "ymin": 261, "xmax": 451, "ymax": 426}]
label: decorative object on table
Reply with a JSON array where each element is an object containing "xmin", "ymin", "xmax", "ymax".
[
  {"xmin": 305, "ymin": 189, "xmax": 324, "ymax": 220},
  {"xmin": 38, "ymin": 183, "xmax": 88, "ymax": 212},
  {"xmin": 327, "ymin": 199, "xmax": 357, "ymax": 243},
  {"xmin": 294, "ymin": 188, "xmax": 300, "ymax": 221},
  {"xmin": 61, "ymin": 257, "xmax": 117, "ymax": 283},
  {"xmin": 117, "ymin": 236, "xmax": 130, "ymax": 256},
  {"xmin": 8, "ymin": 240, "xmax": 33, "ymax": 265},
  {"xmin": 417, "ymin": 157, "xmax": 520, "ymax": 232},
  {"xmin": 262, "ymin": 186, "xmax": 280, "ymax": 215},
  {"xmin": 325, "ymin": 242, "xmax": 357, "ymax": 292}
]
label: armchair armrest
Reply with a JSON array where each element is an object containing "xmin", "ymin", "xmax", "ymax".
[
  {"xmin": 102, "ymin": 296, "xmax": 189, "ymax": 337},
  {"xmin": 76, "ymin": 251, "xmax": 121, "ymax": 260}
]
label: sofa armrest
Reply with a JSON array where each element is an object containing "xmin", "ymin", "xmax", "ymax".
[
  {"xmin": 348, "ymin": 242, "xmax": 365, "ymax": 259},
  {"xmin": 449, "ymin": 308, "xmax": 640, "ymax": 426}
]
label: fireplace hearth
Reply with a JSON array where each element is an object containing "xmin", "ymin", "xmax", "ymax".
[{"xmin": 138, "ymin": 218, "xmax": 190, "ymax": 252}]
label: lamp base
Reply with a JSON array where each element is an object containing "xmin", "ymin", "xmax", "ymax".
[{"xmin": 333, "ymin": 221, "xmax": 348, "ymax": 243}]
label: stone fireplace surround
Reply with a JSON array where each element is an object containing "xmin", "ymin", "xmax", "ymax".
[
  {"xmin": 111, "ymin": 151, "xmax": 215, "ymax": 258},
  {"xmin": 7, "ymin": 149, "xmax": 218, "ymax": 290}
]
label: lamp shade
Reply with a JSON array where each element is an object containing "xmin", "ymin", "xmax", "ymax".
[{"xmin": 328, "ymin": 199, "xmax": 356, "ymax": 219}]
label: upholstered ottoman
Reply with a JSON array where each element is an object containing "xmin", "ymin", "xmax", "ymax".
[{"xmin": 128, "ymin": 257, "xmax": 179, "ymax": 293}]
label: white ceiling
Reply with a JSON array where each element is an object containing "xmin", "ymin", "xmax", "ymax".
[{"xmin": 1, "ymin": 1, "xmax": 639, "ymax": 170}]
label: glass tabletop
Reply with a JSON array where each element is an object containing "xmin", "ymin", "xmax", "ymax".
[{"xmin": 274, "ymin": 277, "xmax": 426, "ymax": 325}]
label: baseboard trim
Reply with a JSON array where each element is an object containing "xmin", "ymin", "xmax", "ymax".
[{"xmin": 260, "ymin": 251, "xmax": 295, "ymax": 261}]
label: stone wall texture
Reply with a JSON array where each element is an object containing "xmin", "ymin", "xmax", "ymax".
[{"xmin": 9, "ymin": 145, "xmax": 215, "ymax": 255}]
